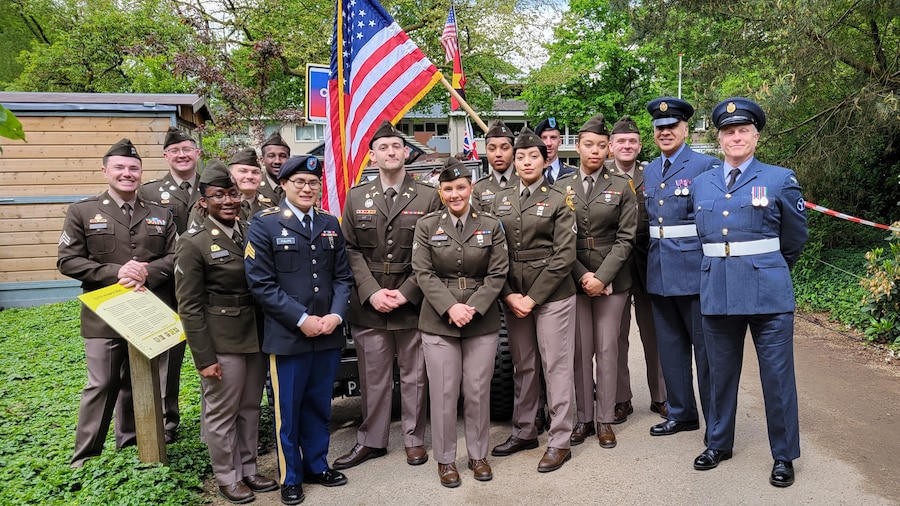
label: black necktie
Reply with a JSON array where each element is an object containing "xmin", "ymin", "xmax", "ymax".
[
  {"xmin": 384, "ymin": 187, "xmax": 397, "ymax": 213},
  {"xmin": 240, "ymin": 200, "xmax": 251, "ymax": 217},
  {"xmin": 544, "ymin": 168, "xmax": 554, "ymax": 185},
  {"xmin": 727, "ymin": 168, "xmax": 741, "ymax": 190},
  {"xmin": 233, "ymin": 227, "xmax": 243, "ymax": 246},
  {"xmin": 520, "ymin": 186, "xmax": 531, "ymax": 205},
  {"xmin": 584, "ymin": 176, "xmax": 594, "ymax": 198},
  {"xmin": 122, "ymin": 203, "xmax": 132, "ymax": 222},
  {"xmin": 662, "ymin": 159, "xmax": 672, "ymax": 178},
  {"xmin": 180, "ymin": 180, "xmax": 191, "ymax": 199},
  {"xmin": 499, "ymin": 175, "xmax": 508, "ymax": 188},
  {"xmin": 302, "ymin": 214, "xmax": 312, "ymax": 230},
  {"xmin": 455, "ymin": 219, "xmax": 463, "ymax": 235}
]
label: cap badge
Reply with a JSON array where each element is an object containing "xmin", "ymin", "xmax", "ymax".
[
  {"xmin": 549, "ymin": 117, "xmax": 557, "ymax": 128},
  {"xmin": 659, "ymin": 102, "xmax": 669, "ymax": 112},
  {"xmin": 726, "ymin": 102, "xmax": 736, "ymax": 113},
  {"xmin": 307, "ymin": 157, "xmax": 318, "ymax": 170}
]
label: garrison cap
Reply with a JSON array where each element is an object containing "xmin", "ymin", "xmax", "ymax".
[
  {"xmin": 105, "ymin": 138, "xmax": 141, "ymax": 160},
  {"xmin": 163, "ymin": 127, "xmax": 194, "ymax": 148},
  {"xmin": 199, "ymin": 159, "xmax": 234, "ymax": 188},
  {"xmin": 611, "ymin": 115, "xmax": 640, "ymax": 135},
  {"xmin": 712, "ymin": 97, "xmax": 767, "ymax": 131},
  {"xmin": 514, "ymin": 127, "xmax": 544, "ymax": 150},
  {"xmin": 369, "ymin": 120, "xmax": 406, "ymax": 148},
  {"xmin": 277, "ymin": 155, "xmax": 321, "ymax": 180},
  {"xmin": 533, "ymin": 117, "xmax": 560, "ymax": 136},
  {"xmin": 229, "ymin": 147, "xmax": 260, "ymax": 168},
  {"xmin": 261, "ymin": 132, "xmax": 291, "ymax": 152},
  {"xmin": 578, "ymin": 113, "xmax": 609, "ymax": 136},
  {"xmin": 646, "ymin": 97, "xmax": 694, "ymax": 127},
  {"xmin": 438, "ymin": 157, "xmax": 472, "ymax": 182},
  {"xmin": 484, "ymin": 119, "xmax": 515, "ymax": 141}
]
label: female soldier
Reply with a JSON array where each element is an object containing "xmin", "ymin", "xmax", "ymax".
[
  {"xmin": 411, "ymin": 158, "xmax": 509, "ymax": 488},
  {"xmin": 490, "ymin": 128, "xmax": 577, "ymax": 473},
  {"xmin": 174, "ymin": 160, "xmax": 278, "ymax": 504},
  {"xmin": 562, "ymin": 114, "xmax": 637, "ymax": 449}
]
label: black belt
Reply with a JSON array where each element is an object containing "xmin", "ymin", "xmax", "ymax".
[
  {"xmin": 208, "ymin": 293, "xmax": 254, "ymax": 307},
  {"xmin": 367, "ymin": 261, "xmax": 412, "ymax": 274},
  {"xmin": 576, "ymin": 237, "xmax": 597, "ymax": 249},
  {"xmin": 442, "ymin": 277, "xmax": 483, "ymax": 290},
  {"xmin": 512, "ymin": 247, "xmax": 552, "ymax": 262}
]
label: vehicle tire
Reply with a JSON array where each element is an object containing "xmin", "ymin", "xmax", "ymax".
[{"xmin": 490, "ymin": 311, "xmax": 515, "ymax": 420}]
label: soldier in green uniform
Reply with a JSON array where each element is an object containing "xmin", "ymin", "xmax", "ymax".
[
  {"xmin": 472, "ymin": 119, "xmax": 517, "ymax": 213},
  {"xmin": 227, "ymin": 148, "xmax": 267, "ymax": 222},
  {"xmin": 257, "ymin": 132, "xmax": 290, "ymax": 205},
  {"xmin": 334, "ymin": 121, "xmax": 441, "ymax": 470},
  {"xmin": 563, "ymin": 114, "xmax": 637, "ymax": 449},
  {"xmin": 133, "ymin": 126, "xmax": 199, "ymax": 443},
  {"xmin": 59, "ymin": 139, "xmax": 176, "ymax": 467},
  {"xmin": 412, "ymin": 159, "xmax": 509, "ymax": 488},
  {"xmin": 174, "ymin": 160, "xmax": 278, "ymax": 503},
  {"xmin": 490, "ymin": 128, "xmax": 577, "ymax": 473}
]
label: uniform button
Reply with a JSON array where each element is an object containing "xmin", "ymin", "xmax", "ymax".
[
  {"xmin": 723, "ymin": 210, "xmax": 729, "ymax": 217},
  {"xmin": 722, "ymin": 228, "xmax": 728, "ymax": 236},
  {"xmin": 386, "ymin": 253, "xmax": 394, "ymax": 260},
  {"xmin": 313, "ymin": 273, "xmax": 318, "ymax": 279},
  {"xmin": 725, "ymin": 193, "xmax": 732, "ymax": 199},
  {"xmin": 516, "ymin": 217, "xmax": 520, "ymax": 222},
  {"xmin": 660, "ymin": 183, "xmax": 666, "ymax": 189},
  {"xmin": 387, "ymin": 225, "xmax": 393, "ymax": 231},
  {"xmin": 314, "ymin": 287, "xmax": 319, "ymax": 292},
  {"xmin": 387, "ymin": 239, "xmax": 393, "ymax": 246},
  {"xmin": 456, "ymin": 259, "xmax": 462, "ymax": 265},
  {"xmin": 311, "ymin": 245, "xmax": 316, "ymax": 251},
  {"xmin": 658, "ymin": 217, "xmax": 664, "ymax": 223},
  {"xmin": 133, "ymin": 256, "xmax": 139, "ymax": 260},
  {"xmin": 457, "ymin": 247, "xmax": 462, "ymax": 252},
  {"xmin": 130, "ymin": 230, "xmax": 136, "ymax": 236},
  {"xmin": 457, "ymin": 271, "xmax": 462, "ymax": 276},
  {"xmin": 515, "ymin": 242, "xmax": 521, "ymax": 248},
  {"xmin": 284, "ymin": 246, "xmax": 289, "ymax": 250},
  {"xmin": 221, "ymin": 309, "xmax": 227, "ymax": 314},
  {"xmin": 131, "ymin": 244, "xmax": 137, "ymax": 249},
  {"xmin": 659, "ymin": 200, "xmax": 664, "ymax": 206}
]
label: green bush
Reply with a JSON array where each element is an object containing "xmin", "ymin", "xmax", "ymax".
[
  {"xmin": 792, "ymin": 239, "xmax": 869, "ymax": 332},
  {"xmin": 0, "ymin": 300, "xmax": 209, "ymax": 505},
  {"xmin": 860, "ymin": 227, "xmax": 900, "ymax": 348}
]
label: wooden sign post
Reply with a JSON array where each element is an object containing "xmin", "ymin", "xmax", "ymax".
[{"xmin": 127, "ymin": 343, "xmax": 167, "ymax": 464}]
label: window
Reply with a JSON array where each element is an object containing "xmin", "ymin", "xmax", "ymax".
[{"xmin": 296, "ymin": 124, "xmax": 326, "ymax": 141}]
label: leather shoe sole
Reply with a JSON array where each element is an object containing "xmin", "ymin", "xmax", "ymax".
[
  {"xmin": 537, "ymin": 448, "xmax": 571, "ymax": 473},
  {"xmin": 491, "ymin": 436, "xmax": 539, "ymax": 457},
  {"xmin": 333, "ymin": 444, "xmax": 387, "ymax": 470},
  {"xmin": 693, "ymin": 448, "xmax": 733, "ymax": 470},
  {"xmin": 650, "ymin": 419, "xmax": 700, "ymax": 436},
  {"xmin": 770, "ymin": 460, "xmax": 795, "ymax": 487},
  {"xmin": 405, "ymin": 445, "xmax": 429, "ymax": 466}
]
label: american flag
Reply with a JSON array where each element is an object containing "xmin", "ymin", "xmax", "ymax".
[
  {"xmin": 440, "ymin": 6, "xmax": 459, "ymax": 62},
  {"xmin": 441, "ymin": 6, "xmax": 466, "ymax": 111},
  {"xmin": 463, "ymin": 117, "xmax": 479, "ymax": 160},
  {"xmin": 323, "ymin": 0, "xmax": 442, "ymax": 215}
]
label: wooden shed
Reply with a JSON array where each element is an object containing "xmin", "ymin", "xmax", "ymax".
[{"xmin": 0, "ymin": 92, "xmax": 212, "ymax": 308}]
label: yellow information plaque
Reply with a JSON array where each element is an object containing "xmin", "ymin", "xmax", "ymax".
[{"xmin": 78, "ymin": 284, "xmax": 185, "ymax": 359}]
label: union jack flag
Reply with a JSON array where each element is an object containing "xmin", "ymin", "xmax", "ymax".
[
  {"xmin": 463, "ymin": 117, "xmax": 479, "ymax": 161},
  {"xmin": 323, "ymin": 0, "xmax": 443, "ymax": 215}
]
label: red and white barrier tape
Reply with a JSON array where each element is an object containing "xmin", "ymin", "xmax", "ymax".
[{"xmin": 805, "ymin": 201, "xmax": 900, "ymax": 233}]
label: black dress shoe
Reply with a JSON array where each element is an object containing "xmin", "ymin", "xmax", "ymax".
[
  {"xmin": 693, "ymin": 448, "xmax": 733, "ymax": 470},
  {"xmin": 491, "ymin": 436, "xmax": 539, "ymax": 456},
  {"xmin": 281, "ymin": 484, "xmax": 304, "ymax": 505},
  {"xmin": 770, "ymin": 460, "xmax": 795, "ymax": 487},
  {"xmin": 302, "ymin": 469, "xmax": 347, "ymax": 487},
  {"xmin": 650, "ymin": 419, "xmax": 700, "ymax": 436}
]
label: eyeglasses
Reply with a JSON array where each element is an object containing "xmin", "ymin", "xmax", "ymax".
[
  {"xmin": 164, "ymin": 147, "xmax": 199, "ymax": 156},
  {"xmin": 286, "ymin": 178, "xmax": 321, "ymax": 190},
  {"xmin": 204, "ymin": 191, "xmax": 242, "ymax": 202}
]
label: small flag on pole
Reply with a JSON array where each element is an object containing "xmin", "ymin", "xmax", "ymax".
[
  {"xmin": 441, "ymin": 6, "xmax": 466, "ymax": 111},
  {"xmin": 463, "ymin": 117, "xmax": 479, "ymax": 161}
]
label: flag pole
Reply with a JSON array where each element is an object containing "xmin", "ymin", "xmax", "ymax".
[{"xmin": 439, "ymin": 76, "xmax": 488, "ymax": 132}]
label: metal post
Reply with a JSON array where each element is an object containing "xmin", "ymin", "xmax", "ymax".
[{"xmin": 678, "ymin": 53, "xmax": 684, "ymax": 99}]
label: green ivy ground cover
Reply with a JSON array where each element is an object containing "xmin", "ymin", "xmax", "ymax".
[{"xmin": 0, "ymin": 300, "xmax": 210, "ymax": 505}]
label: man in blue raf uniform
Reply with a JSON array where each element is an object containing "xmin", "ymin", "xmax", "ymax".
[
  {"xmin": 691, "ymin": 98, "xmax": 807, "ymax": 488},
  {"xmin": 244, "ymin": 155, "xmax": 354, "ymax": 505},
  {"xmin": 643, "ymin": 97, "xmax": 720, "ymax": 440}
]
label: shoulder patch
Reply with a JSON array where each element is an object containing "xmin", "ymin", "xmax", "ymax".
[{"xmin": 260, "ymin": 207, "xmax": 280, "ymax": 216}]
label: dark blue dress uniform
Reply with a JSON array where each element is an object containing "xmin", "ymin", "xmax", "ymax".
[
  {"xmin": 693, "ymin": 98, "xmax": 807, "ymax": 484},
  {"xmin": 244, "ymin": 156, "xmax": 353, "ymax": 490},
  {"xmin": 643, "ymin": 98, "xmax": 721, "ymax": 432}
]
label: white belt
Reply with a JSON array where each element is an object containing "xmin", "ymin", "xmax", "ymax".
[
  {"xmin": 649, "ymin": 224, "xmax": 697, "ymax": 239},
  {"xmin": 702, "ymin": 238, "xmax": 781, "ymax": 257}
]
